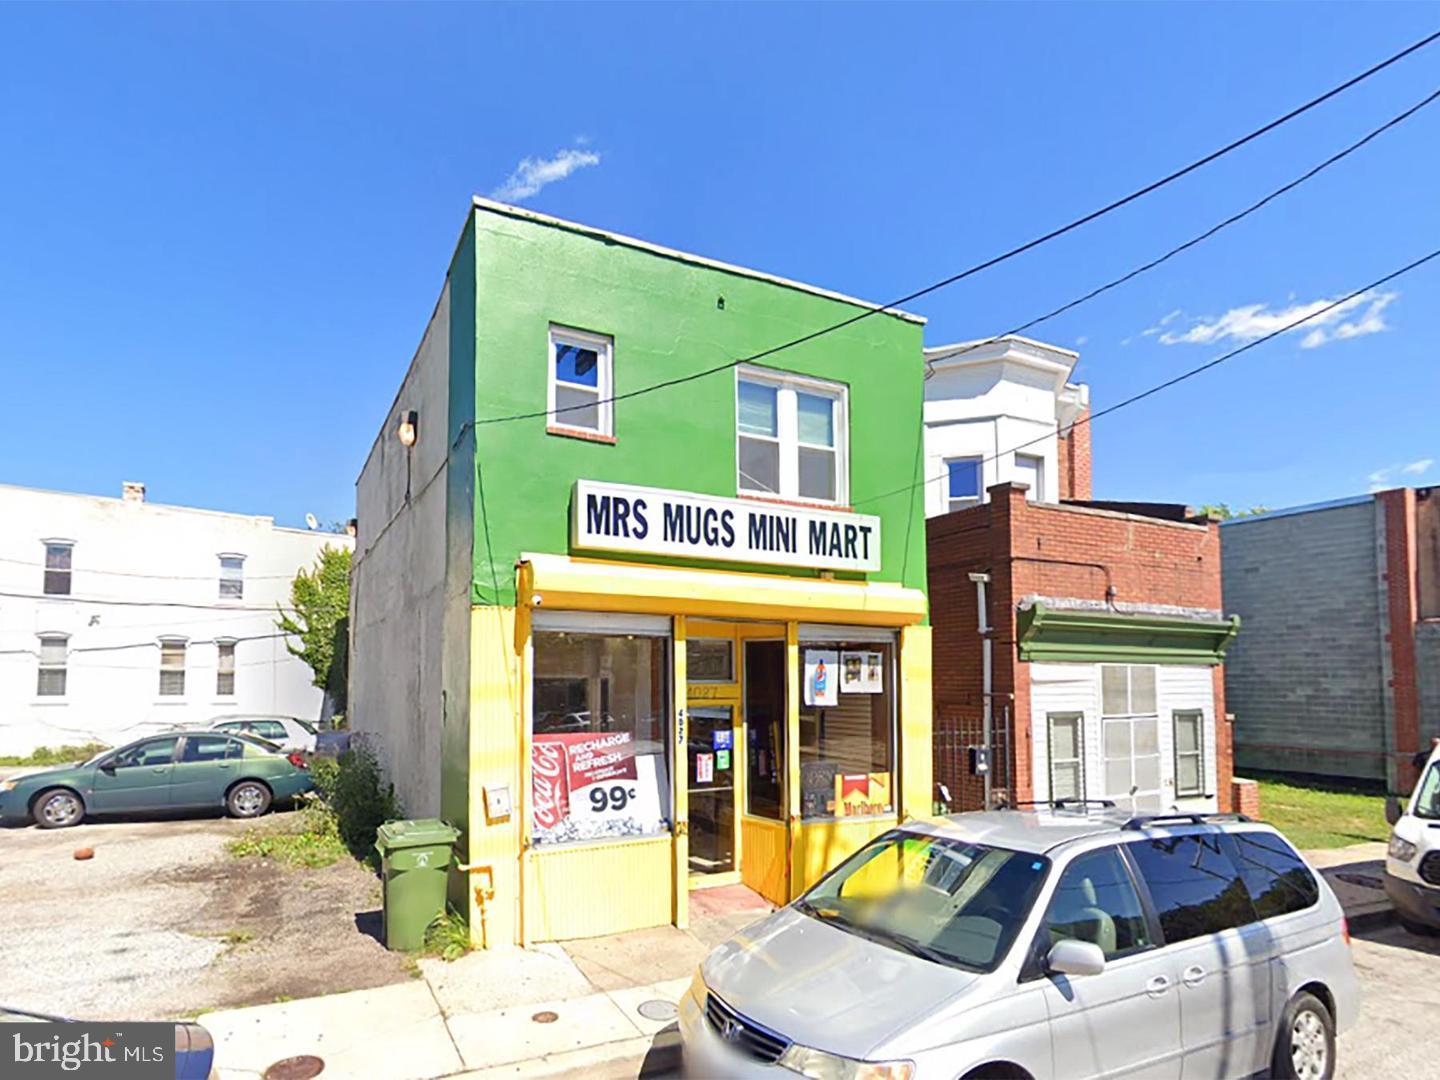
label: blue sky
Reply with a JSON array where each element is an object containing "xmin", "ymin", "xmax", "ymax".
[{"xmin": 1, "ymin": 3, "xmax": 1437, "ymax": 527}]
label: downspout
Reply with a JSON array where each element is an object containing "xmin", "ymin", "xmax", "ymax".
[{"xmin": 970, "ymin": 571, "xmax": 993, "ymax": 809}]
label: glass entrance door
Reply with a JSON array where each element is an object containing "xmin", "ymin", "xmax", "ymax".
[{"xmin": 687, "ymin": 706, "xmax": 737, "ymax": 875}]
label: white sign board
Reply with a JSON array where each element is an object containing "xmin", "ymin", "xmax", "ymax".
[
  {"xmin": 803, "ymin": 648, "xmax": 840, "ymax": 707},
  {"xmin": 572, "ymin": 480, "xmax": 882, "ymax": 573}
]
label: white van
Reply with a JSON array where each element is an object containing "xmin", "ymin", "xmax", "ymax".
[{"xmin": 1384, "ymin": 742, "xmax": 1440, "ymax": 934}]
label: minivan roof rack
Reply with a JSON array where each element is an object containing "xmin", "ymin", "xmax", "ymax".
[
  {"xmin": 1121, "ymin": 811, "xmax": 1253, "ymax": 831},
  {"xmin": 1011, "ymin": 798, "xmax": 1117, "ymax": 811}
]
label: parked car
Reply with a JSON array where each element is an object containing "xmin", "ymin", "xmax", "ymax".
[
  {"xmin": 200, "ymin": 714, "xmax": 352, "ymax": 757},
  {"xmin": 681, "ymin": 805, "xmax": 1358, "ymax": 1080},
  {"xmin": 0, "ymin": 731, "xmax": 314, "ymax": 828},
  {"xmin": 1384, "ymin": 741, "xmax": 1440, "ymax": 935}
]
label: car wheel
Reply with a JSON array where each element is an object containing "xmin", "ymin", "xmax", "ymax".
[
  {"xmin": 1271, "ymin": 991, "xmax": 1335, "ymax": 1080},
  {"xmin": 33, "ymin": 788, "xmax": 85, "ymax": 829},
  {"xmin": 1398, "ymin": 914, "xmax": 1440, "ymax": 937},
  {"xmin": 226, "ymin": 780, "xmax": 272, "ymax": 819}
]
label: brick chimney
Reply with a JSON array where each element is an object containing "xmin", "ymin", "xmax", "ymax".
[
  {"xmin": 122, "ymin": 481, "xmax": 146, "ymax": 503},
  {"xmin": 1058, "ymin": 407, "xmax": 1092, "ymax": 500}
]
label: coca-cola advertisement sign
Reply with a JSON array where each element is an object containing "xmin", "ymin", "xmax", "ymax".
[
  {"xmin": 531, "ymin": 731, "xmax": 665, "ymax": 844},
  {"xmin": 531, "ymin": 739, "xmax": 571, "ymax": 831}
]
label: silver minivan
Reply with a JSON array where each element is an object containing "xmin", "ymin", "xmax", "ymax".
[{"xmin": 680, "ymin": 806, "xmax": 1358, "ymax": 1080}]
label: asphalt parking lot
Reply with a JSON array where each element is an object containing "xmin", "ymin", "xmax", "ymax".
[
  {"xmin": 1338, "ymin": 920, "xmax": 1440, "ymax": 1078},
  {"xmin": 0, "ymin": 810, "xmax": 411, "ymax": 1021}
]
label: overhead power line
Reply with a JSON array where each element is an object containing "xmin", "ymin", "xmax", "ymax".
[
  {"xmin": 854, "ymin": 246, "xmax": 1440, "ymax": 508},
  {"xmin": 466, "ymin": 29, "xmax": 1440, "ymax": 429},
  {"xmin": 0, "ymin": 589, "xmax": 296, "ymax": 614},
  {"xmin": 0, "ymin": 553, "xmax": 308, "ymax": 582}
]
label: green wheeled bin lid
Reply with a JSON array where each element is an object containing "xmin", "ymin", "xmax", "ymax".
[{"xmin": 375, "ymin": 818, "xmax": 460, "ymax": 852}]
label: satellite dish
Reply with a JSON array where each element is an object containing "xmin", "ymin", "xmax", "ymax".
[{"xmin": 305, "ymin": 513, "xmax": 319, "ymax": 531}]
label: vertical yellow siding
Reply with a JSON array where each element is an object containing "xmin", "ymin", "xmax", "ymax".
[
  {"xmin": 740, "ymin": 816, "xmax": 788, "ymax": 905},
  {"xmin": 465, "ymin": 605, "xmax": 524, "ymax": 948},
  {"xmin": 899, "ymin": 623, "xmax": 933, "ymax": 819},
  {"xmin": 791, "ymin": 815, "xmax": 897, "ymax": 895},
  {"xmin": 525, "ymin": 837, "xmax": 674, "ymax": 941}
]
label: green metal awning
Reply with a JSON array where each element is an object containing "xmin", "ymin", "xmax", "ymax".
[{"xmin": 1016, "ymin": 602, "xmax": 1239, "ymax": 666}]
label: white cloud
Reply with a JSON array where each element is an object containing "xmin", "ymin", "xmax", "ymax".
[
  {"xmin": 1140, "ymin": 309, "xmax": 1183, "ymax": 337},
  {"xmin": 490, "ymin": 147, "xmax": 601, "ymax": 202},
  {"xmin": 1075, "ymin": 335, "xmax": 1088, "ymax": 346},
  {"xmin": 1150, "ymin": 290, "xmax": 1398, "ymax": 350},
  {"xmin": 1367, "ymin": 457, "xmax": 1433, "ymax": 491}
]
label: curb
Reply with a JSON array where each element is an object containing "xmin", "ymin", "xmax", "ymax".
[{"xmin": 1346, "ymin": 906, "xmax": 1395, "ymax": 933}]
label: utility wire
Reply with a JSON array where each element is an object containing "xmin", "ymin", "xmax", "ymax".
[
  {"xmin": 466, "ymin": 29, "xmax": 1440, "ymax": 429},
  {"xmin": 0, "ymin": 589, "xmax": 296, "ymax": 613},
  {"xmin": 0, "ymin": 554, "xmax": 321, "ymax": 582},
  {"xmin": 923, "ymin": 85, "xmax": 1440, "ymax": 376},
  {"xmin": 855, "ymin": 246, "xmax": 1440, "ymax": 508}
]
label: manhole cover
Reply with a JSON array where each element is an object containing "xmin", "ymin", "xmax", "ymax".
[
  {"xmin": 264, "ymin": 1056, "xmax": 325, "ymax": 1080},
  {"xmin": 532, "ymin": 1010, "xmax": 559, "ymax": 1024},
  {"xmin": 1336, "ymin": 872, "xmax": 1384, "ymax": 890},
  {"xmin": 638, "ymin": 999, "xmax": 678, "ymax": 1022}
]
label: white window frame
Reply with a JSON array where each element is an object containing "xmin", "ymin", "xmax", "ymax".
[
  {"xmin": 42, "ymin": 539, "xmax": 74, "ymax": 596},
  {"xmin": 218, "ymin": 553, "xmax": 246, "ymax": 600},
  {"xmin": 1015, "ymin": 452, "xmax": 1045, "ymax": 503},
  {"xmin": 159, "ymin": 637, "xmax": 188, "ymax": 698},
  {"xmin": 547, "ymin": 325, "xmax": 613, "ymax": 438},
  {"xmin": 1100, "ymin": 664, "xmax": 1161, "ymax": 809},
  {"xmin": 37, "ymin": 633, "xmax": 69, "ymax": 698},
  {"xmin": 1173, "ymin": 709, "xmax": 1205, "ymax": 798},
  {"xmin": 944, "ymin": 456, "xmax": 984, "ymax": 513},
  {"xmin": 1047, "ymin": 711, "xmax": 1085, "ymax": 801},
  {"xmin": 735, "ymin": 365, "xmax": 849, "ymax": 506},
  {"xmin": 216, "ymin": 638, "xmax": 237, "ymax": 698}
]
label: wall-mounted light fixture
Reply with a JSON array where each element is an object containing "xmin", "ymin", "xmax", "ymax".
[
  {"xmin": 396, "ymin": 409, "xmax": 419, "ymax": 447},
  {"xmin": 346, "ymin": 518, "xmax": 358, "ymax": 537}
]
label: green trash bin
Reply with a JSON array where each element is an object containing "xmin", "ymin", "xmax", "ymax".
[{"xmin": 375, "ymin": 818, "xmax": 460, "ymax": 952}]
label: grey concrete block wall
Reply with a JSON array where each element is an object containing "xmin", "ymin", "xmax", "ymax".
[
  {"xmin": 1419, "ymin": 621, "xmax": 1440, "ymax": 747},
  {"xmin": 1222, "ymin": 499, "xmax": 1388, "ymax": 781}
]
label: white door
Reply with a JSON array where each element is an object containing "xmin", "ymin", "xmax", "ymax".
[{"xmin": 1100, "ymin": 666, "xmax": 1162, "ymax": 810}]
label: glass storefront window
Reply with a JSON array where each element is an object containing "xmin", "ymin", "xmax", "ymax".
[
  {"xmin": 745, "ymin": 640, "xmax": 786, "ymax": 820},
  {"xmin": 531, "ymin": 630, "xmax": 671, "ymax": 846},
  {"xmin": 798, "ymin": 640, "xmax": 895, "ymax": 820}
]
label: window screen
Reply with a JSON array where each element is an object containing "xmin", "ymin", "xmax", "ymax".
[
  {"xmin": 1127, "ymin": 833, "xmax": 1257, "ymax": 943},
  {"xmin": 1048, "ymin": 713, "xmax": 1084, "ymax": 801}
]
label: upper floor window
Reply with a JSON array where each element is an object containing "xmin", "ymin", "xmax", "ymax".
[
  {"xmin": 159, "ymin": 638, "xmax": 187, "ymax": 697},
  {"xmin": 736, "ymin": 367, "xmax": 847, "ymax": 504},
  {"xmin": 548, "ymin": 325, "xmax": 613, "ymax": 439},
  {"xmin": 218, "ymin": 555, "xmax": 245, "ymax": 599},
  {"xmin": 216, "ymin": 639, "xmax": 237, "ymax": 697},
  {"xmin": 1015, "ymin": 453, "xmax": 1045, "ymax": 502},
  {"xmin": 945, "ymin": 458, "xmax": 982, "ymax": 512},
  {"xmin": 37, "ymin": 634, "xmax": 69, "ymax": 697},
  {"xmin": 43, "ymin": 541, "xmax": 73, "ymax": 596}
]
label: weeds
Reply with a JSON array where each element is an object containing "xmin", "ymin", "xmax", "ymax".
[
  {"xmin": 422, "ymin": 909, "xmax": 472, "ymax": 963},
  {"xmin": 227, "ymin": 796, "xmax": 347, "ymax": 869},
  {"xmin": 310, "ymin": 741, "xmax": 400, "ymax": 859},
  {"xmin": 0, "ymin": 743, "xmax": 108, "ymax": 767}
]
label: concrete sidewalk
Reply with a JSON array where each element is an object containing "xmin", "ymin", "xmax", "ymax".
[{"xmin": 200, "ymin": 885, "xmax": 770, "ymax": 1080}]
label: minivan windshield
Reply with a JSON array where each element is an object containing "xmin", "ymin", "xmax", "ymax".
[
  {"xmin": 796, "ymin": 830, "xmax": 1049, "ymax": 973},
  {"xmin": 1415, "ymin": 763, "xmax": 1440, "ymax": 820}
]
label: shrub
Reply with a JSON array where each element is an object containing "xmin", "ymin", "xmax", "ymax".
[
  {"xmin": 0, "ymin": 743, "xmax": 108, "ymax": 767},
  {"xmin": 423, "ymin": 909, "xmax": 472, "ymax": 962},
  {"xmin": 321, "ymin": 739, "xmax": 400, "ymax": 859}
]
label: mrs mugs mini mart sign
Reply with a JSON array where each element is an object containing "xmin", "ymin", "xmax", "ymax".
[{"xmin": 572, "ymin": 480, "xmax": 882, "ymax": 573}]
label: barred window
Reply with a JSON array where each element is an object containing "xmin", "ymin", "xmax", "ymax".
[
  {"xmin": 37, "ymin": 634, "xmax": 69, "ymax": 697},
  {"xmin": 159, "ymin": 638, "xmax": 187, "ymax": 696}
]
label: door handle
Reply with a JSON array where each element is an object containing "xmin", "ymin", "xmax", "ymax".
[
  {"xmin": 1182, "ymin": 965, "xmax": 1207, "ymax": 987},
  {"xmin": 1145, "ymin": 975, "xmax": 1171, "ymax": 997},
  {"xmin": 151, "ymin": 767, "xmax": 168, "ymax": 774}
]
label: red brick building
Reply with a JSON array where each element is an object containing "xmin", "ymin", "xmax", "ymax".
[{"xmin": 929, "ymin": 482, "xmax": 1239, "ymax": 814}]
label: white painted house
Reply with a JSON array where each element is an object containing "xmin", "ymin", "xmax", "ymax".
[
  {"xmin": 923, "ymin": 335, "xmax": 1091, "ymax": 515},
  {"xmin": 0, "ymin": 481, "xmax": 352, "ymax": 756}
]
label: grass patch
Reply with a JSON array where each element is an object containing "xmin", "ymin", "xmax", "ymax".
[
  {"xmin": 228, "ymin": 799, "xmax": 347, "ymax": 869},
  {"xmin": 421, "ymin": 909, "xmax": 472, "ymax": 962},
  {"xmin": 0, "ymin": 743, "xmax": 107, "ymax": 767},
  {"xmin": 1254, "ymin": 775, "xmax": 1390, "ymax": 850}
]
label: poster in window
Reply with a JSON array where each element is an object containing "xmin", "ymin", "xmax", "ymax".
[
  {"xmin": 840, "ymin": 650, "xmax": 884, "ymax": 694},
  {"xmin": 801, "ymin": 761, "xmax": 840, "ymax": 817},
  {"xmin": 834, "ymin": 772, "xmax": 892, "ymax": 817},
  {"xmin": 803, "ymin": 649, "xmax": 839, "ymax": 707},
  {"xmin": 532, "ymin": 731, "xmax": 666, "ymax": 844}
]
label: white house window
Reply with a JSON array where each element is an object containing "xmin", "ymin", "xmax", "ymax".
[
  {"xmin": 37, "ymin": 634, "xmax": 69, "ymax": 697},
  {"xmin": 1048, "ymin": 712, "xmax": 1084, "ymax": 801},
  {"xmin": 218, "ymin": 555, "xmax": 245, "ymax": 599},
  {"xmin": 736, "ymin": 367, "xmax": 847, "ymax": 504},
  {"xmin": 945, "ymin": 458, "xmax": 982, "ymax": 512},
  {"xmin": 1173, "ymin": 710, "xmax": 1205, "ymax": 797},
  {"xmin": 216, "ymin": 640, "xmax": 237, "ymax": 697},
  {"xmin": 159, "ymin": 638, "xmax": 187, "ymax": 696},
  {"xmin": 548, "ymin": 326, "xmax": 613, "ymax": 438},
  {"xmin": 1100, "ymin": 664, "xmax": 1161, "ymax": 810},
  {"xmin": 43, "ymin": 542, "xmax": 73, "ymax": 596},
  {"xmin": 1015, "ymin": 453, "xmax": 1045, "ymax": 502}
]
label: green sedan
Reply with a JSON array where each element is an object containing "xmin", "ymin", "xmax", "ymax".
[{"xmin": 0, "ymin": 732, "xmax": 315, "ymax": 828}]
